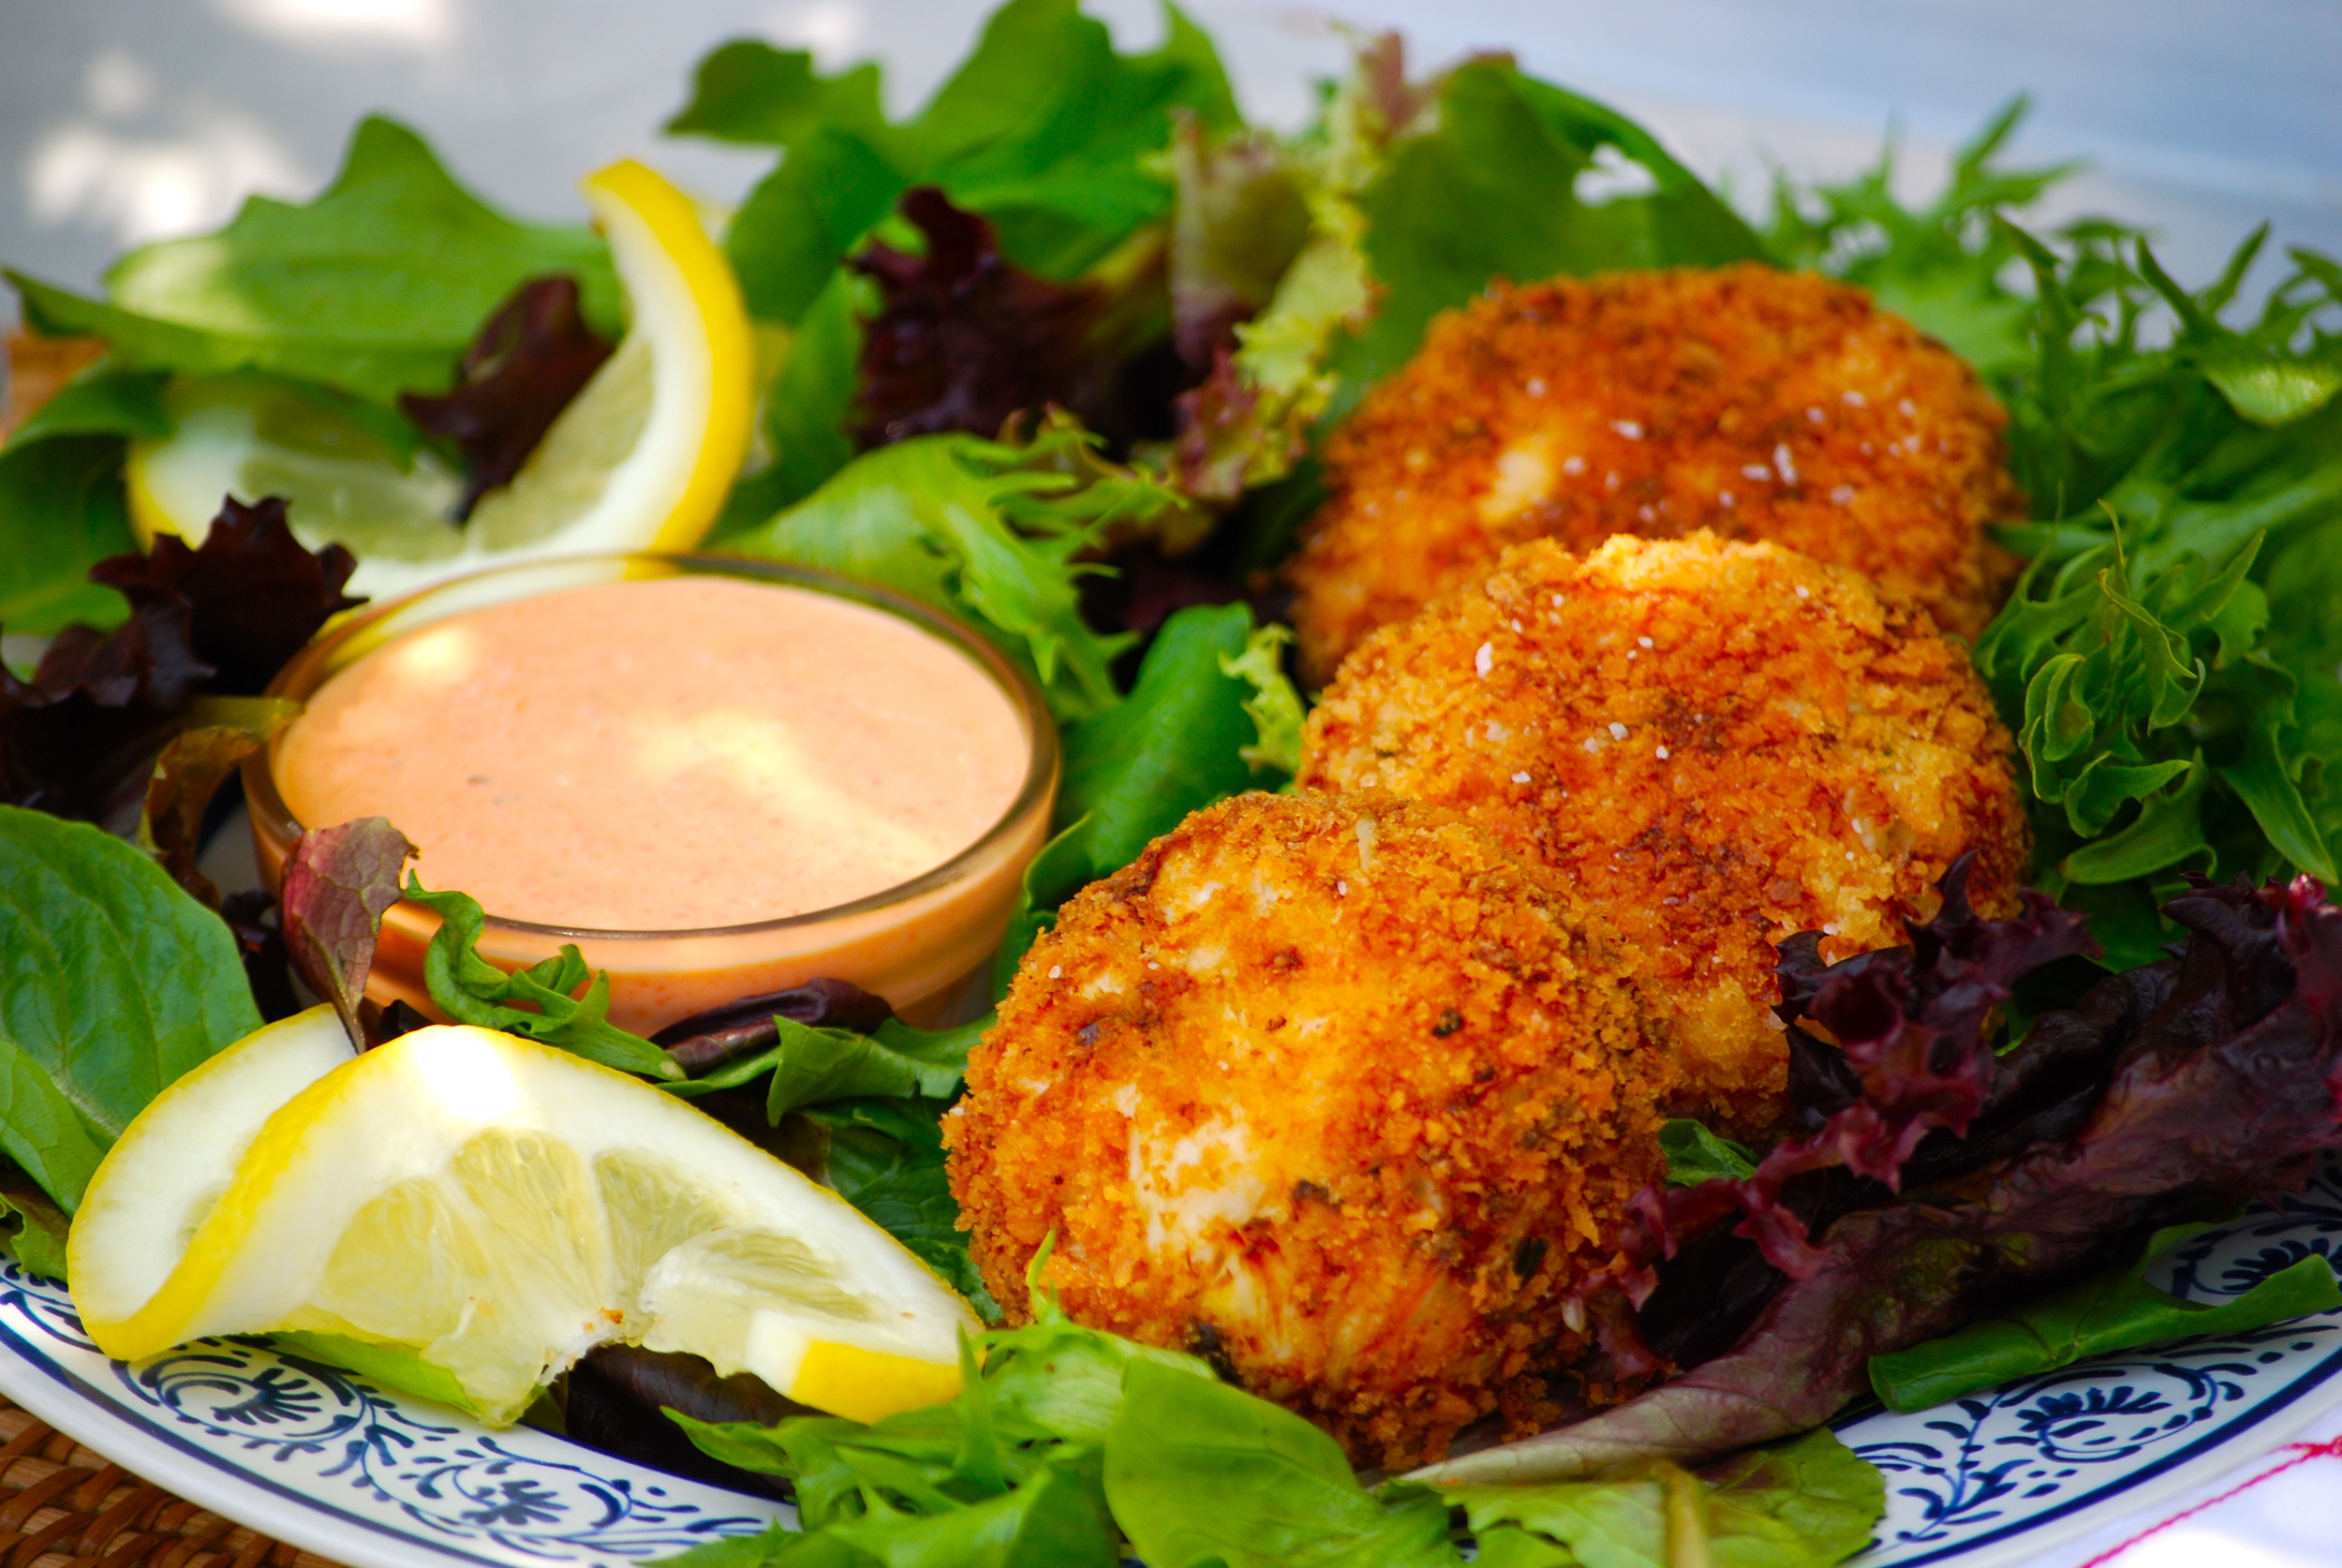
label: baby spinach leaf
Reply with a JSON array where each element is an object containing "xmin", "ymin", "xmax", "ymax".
[
  {"xmin": 676, "ymin": 0, "xmax": 1238, "ymax": 329},
  {"xmin": 9, "ymin": 118, "xmax": 617, "ymax": 410},
  {"xmin": 668, "ymin": 41, "xmax": 892, "ymax": 151},
  {"xmin": 1104, "ymin": 1359, "xmax": 1460, "ymax": 1568},
  {"xmin": 0, "ymin": 434, "xmax": 137, "ymax": 637},
  {"xmin": 0, "ymin": 805, "xmax": 259, "ymax": 1210},
  {"xmin": 1356, "ymin": 61, "xmax": 1764, "ymax": 381},
  {"xmin": 1660, "ymin": 1119, "xmax": 1757, "ymax": 1187},
  {"xmin": 1868, "ymin": 1223, "xmax": 2342, "ymax": 1412},
  {"xmin": 0, "ymin": 1162, "xmax": 72, "ymax": 1281},
  {"xmin": 6, "ymin": 362, "xmax": 170, "ymax": 447},
  {"xmin": 403, "ymin": 876, "xmax": 681, "ymax": 1080},
  {"xmin": 726, "ymin": 129, "xmax": 909, "ymax": 327}
]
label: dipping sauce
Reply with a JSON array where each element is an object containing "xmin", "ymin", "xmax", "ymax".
[
  {"xmin": 250, "ymin": 558, "xmax": 1057, "ymax": 1032},
  {"xmin": 277, "ymin": 577, "xmax": 1029, "ymax": 930}
]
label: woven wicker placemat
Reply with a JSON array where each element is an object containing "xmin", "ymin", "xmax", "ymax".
[{"xmin": 0, "ymin": 1396, "xmax": 342, "ymax": 1568}]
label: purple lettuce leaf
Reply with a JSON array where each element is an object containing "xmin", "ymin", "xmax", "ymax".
[
  {"xmin": 1416, "ymin": 876, "xmax": 2342, "ymax": 1484},
  {"xmin": 652, "ymin": 976, "xmax": 897, "ymax": 1076},
  {"xmin": 1, "ymin": 495, "xmax": 359, "ymax": 826},
  {"xmin": 280, "ymin": 816, "xmax": 417, "ymax": 1048},
  {"xmin": 399, "ymin": 275, "xmax": 615, "ymax": 519},
  {"xmin": 1616, "ymin": 857, "xmax": 2097, "ymax": 1286},
  {"xmin": 851, "ymin": 187, "xmax": 1113, "ymax": 449},
  {"xmin": 93, "ymin": 495, "xmax": 361, "ymax": 696},
  {"xmin": 136, "ymin": 698, "xmax": 297, "ymax": 905}
]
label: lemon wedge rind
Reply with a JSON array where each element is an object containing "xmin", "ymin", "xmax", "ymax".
[
  {"xmin": 75, "ymin": 1026, "xmax": 975, "ymax": 1427},
  {"xmin": 67, "ymin": 1005, "xmax": 352, "ymax": 1332},
  {"xmin": 126, "ymin": 158, "xmax": 754, "ymax": 604}
]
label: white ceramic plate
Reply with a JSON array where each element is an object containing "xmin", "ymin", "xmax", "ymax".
[{"xmin": 0, "ymin": 1154, "xmax": 2335, "ymax": 1568}]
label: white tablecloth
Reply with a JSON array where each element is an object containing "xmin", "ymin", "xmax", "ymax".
[{"xmin": 2026, "ymin": 1409, "xmax": 2342, "ymax": 1568}]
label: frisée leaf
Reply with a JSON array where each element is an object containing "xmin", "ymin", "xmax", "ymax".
[{"xmin": 722, "ymin": 425, "xmax": 1149, "ymax": 722}]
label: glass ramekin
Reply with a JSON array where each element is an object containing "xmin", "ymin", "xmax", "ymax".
[{"xmin": 245, "ymin": 554, "xmax": 1060, "ymax": 1033}]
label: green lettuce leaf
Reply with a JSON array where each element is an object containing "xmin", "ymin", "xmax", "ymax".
[
  {"xmin": 1180, "ymin": 47, "xmax": 1765, "ymax": 503},
  {"xmin": 1963, "ymin": 217, "xmax": 2342, "ymax": 961},
  {"xmin": 798, "ymin": 1096, "xmax": 997, "ymax": 1321},
  {"xmin": 8, "ymin": 117, "xmax": 618, "ymax": 410},
  {"xmin": 674, "ymin": 0, "xmax": 1238, "ymax": 323},
  {"xmin": 667, "ymin": 41, "xmax": 892, "ymax": 151},
  {"xmin": 656, "ymin": 1006, "xmax": 993, "ymax": 1313},
  {"xmin": 664, "ymin": 1305, "xmax": 1184, "ymax": 1566},
  {"xmin": 1764, "ymin": 96, "xmax": 2082, "ymax": 378},
  {"xmin": 0, "ymin": 805, "xmax": 260, "ymax": 1210},
  {"xmin": 1104, "ymin": 1359, "xmax": 1460, "ymax": 1568},
  {"xmin": 1660, "ymin": 1119, "xmax": 1757, "ymax": 1187},
  {"xmin": 758, "ymin": 1016, "xmax": 987, "ymax": 1119},
  {"xmin": 0, "ymin": 1162, "xmax": 72, "ymax": 1280},
  {"xmin": 1442, "ymin": 1427, "xmax": 1884, "ymax": 1568},
  {"xmin": 991, "ymin": 601, "xmax": 1289, "ymax": 989},
  {"xmin": 722, "ymin": 427, "xmax": 1148, "ymax": 722},
  {"xmin": 1355, "ymin": 64, "xmax": 1766, "ymax": 382},
  {"xmin": 673, "ymin": 1280, "xmax": 1879, "ymax": 1568},
  {"xmin": 271, "ymin": 1331, "xmax": 497, "ymax": 1420},
  {"xmin": 403, "ymin": 876, "xmax": 681, "ymax": 1080},
  {"xmin": 0, "ymin": 434, "xmax": 138, "ymax": 636},
  {"xmin": 1868, "ymin": 1223, "xmax": 2342, "ymax": 1412},
  {"xmin": 1221, "ymin": 621, "xmax": 1303, "ymax": 775}
]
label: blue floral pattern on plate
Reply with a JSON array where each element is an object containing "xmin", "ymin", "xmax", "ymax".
[
  {"xmin": 1841, "ymin": 1149, "xmax": 2342, "ymax": 1564},
  {"xmin": 0, "ymin": 1270, "xmax": 784, "ymax": 1568},
  {"xmin": 0, "ymin": 1156, "xmax": 2335, "ymax": 1568}
]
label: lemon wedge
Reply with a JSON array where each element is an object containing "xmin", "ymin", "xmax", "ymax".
[
  {"xmin": 126, "ymin": 159, "xmax": 754, "ymax": 604},
  {"xmin": 70, "ymin": 1024, "xmax": 975, "ymax": 1427}
]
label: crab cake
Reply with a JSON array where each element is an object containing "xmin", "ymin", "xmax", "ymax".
[
  {"xmin": 943, "ymin": 791, "xmax": 1673, "ymax": 1470},
  {"xmin": 1299, "ymin": 535, "xmax": 2029, "ymax": 1132},
  {"xmin": 1285, "ymin": 263, "xmax": 2026, "ymax": 685}
]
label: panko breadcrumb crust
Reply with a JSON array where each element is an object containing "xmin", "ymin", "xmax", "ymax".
[
  {"xmin": 943, "ymin": 791, "xmax": 1674, "ymax": 1470},
  {"xmin": 1286, "ymin": 263, "xmax": 2027, "ymax": 686},
  {"xmin": 1299, "ymin": 535, "xmax": 2029, "ymax": 1132}
]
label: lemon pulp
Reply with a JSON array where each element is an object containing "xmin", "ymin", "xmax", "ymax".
[
  {"xmin": 72, "ymin": 1025, "xmax": 974, "ymax": 1426},
  {"xmin": 126, "ymin": 159, "xmax": 753, "ymax": 604}
]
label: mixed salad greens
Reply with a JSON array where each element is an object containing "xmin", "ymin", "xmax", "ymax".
[{"xmin": 5, "ymin": 0, "xmax": 2342, "ymax": 1561}]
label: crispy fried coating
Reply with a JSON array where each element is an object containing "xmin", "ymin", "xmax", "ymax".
[
  {"xmin": 1299, "ymin": 535, "xmax": 2030, "ymax": 1132},
  {"xmin": 1286, "ymin": 264, "xmax": 2026, "ymax": 686},
  {"xmin": 942, "ymin": 791, "xmax": 1672, "ymax": 1470}
]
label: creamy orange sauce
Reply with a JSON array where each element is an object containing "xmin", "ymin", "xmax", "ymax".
[{"xmin": 276, "ymin": 576, "xmax": 1030, "ymax": 930}]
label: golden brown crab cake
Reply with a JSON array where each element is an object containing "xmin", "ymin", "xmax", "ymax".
[
  {"xmin": 1285, "ymin": 263, "xmax": 2026, "ymax": 686},
  {"xmin": 942, "ymin": 790, "xmax": 1672, "ymax": 1471},
  {"xmin": 1299, "ymin": 534, "xmax": 2029, "ymax": 1132}
]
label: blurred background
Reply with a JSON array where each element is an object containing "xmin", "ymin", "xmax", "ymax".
[{"xmin": 2, "ymin": 0, "xmax": 2337, "ymax": 317}]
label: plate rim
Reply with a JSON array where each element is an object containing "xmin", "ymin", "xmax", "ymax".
[
  {"xmin": 1843, "ymin": 1333, "xmax": 2342, "ymax": 1567},
  {"xmin": 3, "ymin": 1277, "xmax": 2336, "ymax": 1568},
  {"xmin": 0, "ymin": 1306, "xmax": 784, "ymax": 1568}
]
